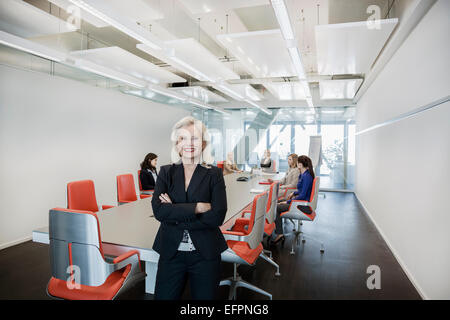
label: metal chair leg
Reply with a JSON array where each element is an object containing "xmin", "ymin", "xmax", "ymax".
[{"xmin": 259, "ymin": 252, "xmax": 280, "ymax": 276}]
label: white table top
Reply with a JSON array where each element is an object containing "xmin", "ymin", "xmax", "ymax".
[{"xmin": 33, "ymin": 171, "xmax": 283, "ymax": 252}]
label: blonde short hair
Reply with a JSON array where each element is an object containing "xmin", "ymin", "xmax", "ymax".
[{"xmin": 170, "ymin": 116, "xmax": 214, "ymax": 164}]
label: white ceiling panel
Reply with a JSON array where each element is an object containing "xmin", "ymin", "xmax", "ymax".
[
  {"xmin": 265, "ymin": 82, "xmax": 308, "ymax": 101},
  {"xmin": 70, "ymin": 46, "xmax": 185, "ymax": 84},
  {"xmin": 108, "ymin": 0, "xmax": 163, "ymax": 22},
  {"xmin": 217, "ymin": 29, "xmax": 296, "ymax": 78},
  {"xmin": 315, "ymin": 18, "xmax": 398, "ymax": 75},
  {"xmin": 319, "ymin": 79, "xmax": 363, "ymax": 100},
  {"xmin": 0, "ymin": 0, "xmax": 77, "ymax": 38},
  {"xmin": 48, "ymin": 0, "xmax": 109, "ymax": 28},
  {"xmin": 179, "ymin": 0, "xmax": 269, "ymax": 14},
  {"xmin": 164, "ymin": 38, "xmax": 240, "ymax": 81},
  {"xmin": 138, "ymin": 38, "xmax": 239, "ymax": 82},
  {"xmin": 170, "ymin": 86, "xmax": 228, "ymax": 103}
]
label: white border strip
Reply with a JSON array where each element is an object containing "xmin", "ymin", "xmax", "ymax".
[
  {"xmin": 356, "ymin": 95, "xmax": 450, "ymax": 136},
  {"xmin": 0, "ymin": 235, "xmax": 32, "ymax": 250}
]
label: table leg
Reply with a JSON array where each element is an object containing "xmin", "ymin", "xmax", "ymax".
[{"xmin": 145, "ymin": 261, "xmax": 158, "ymax": 294}]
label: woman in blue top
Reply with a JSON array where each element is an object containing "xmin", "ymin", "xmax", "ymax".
[{"xmin": 272, "ymin": 155, "xmax": 315, "ymax": 245}]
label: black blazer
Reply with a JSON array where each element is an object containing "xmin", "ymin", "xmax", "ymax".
[
  {"xmin": 140, "ymin": 169, "xmax": 157, "ymax": 190},
  {"xmin": 151, "ymin": 163, "xmax": 228, "ymax": 261}
]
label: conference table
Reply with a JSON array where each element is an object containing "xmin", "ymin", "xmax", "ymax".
[{"xmin": 32, "ymin": 171, "xmax": 283, "ymax": 294}]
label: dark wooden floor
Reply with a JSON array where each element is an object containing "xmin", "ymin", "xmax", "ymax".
[{"xmin": 0, "ymin": 192, "xmax": 421, "ymax": 300}]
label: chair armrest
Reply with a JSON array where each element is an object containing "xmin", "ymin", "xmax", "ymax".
[
  {"xmin": 291, "ymin": 200, "xmax": 312, "ymax": 206},
  {"xmin": 222, "ymin": 230, "xmax": 247, "ymax": 242},
  {"xmin": 101, "ymin": 205, "xmax": 115, "ymax": 210},
  {"xmin": 112, "ymin": 250, "xmax": 141, "ymax": 271},
  {"xmin": 140, "ymin": 194, "xmax": 152, "ymax": 199}
]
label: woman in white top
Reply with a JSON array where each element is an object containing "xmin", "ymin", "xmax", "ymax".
[{"xmin": 271, "ymin": 153, "xmax": 300, "ymax": 191}]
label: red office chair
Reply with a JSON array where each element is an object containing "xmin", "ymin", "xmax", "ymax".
[
  {"xmin": 280, "ymin": 177, "xmax": 323, "ymax": 255},
  {"xmin": 217, "ymin": 161, "xmax": 224, "ymax": 171},
  {"xmin": 67, "ymin": 180, "xmax": 114, "ymax": 212},
  {"xmin": 117, "ymin": 174, "xmax": 150, "ymax": 205},
  {"xmin": 230, "ymin": 182, "xmax": 281, "ymax": 276},
  {"xmin": 46, "ymin": 207, "xmax": 146, "ymax": 300},
  {"xmin": 137, "ymin": 170, "xmax": 154, "ymax": 196},
  {"xmin": 220, "ymin": 192, "xmax": 272, "ymax": 299}
]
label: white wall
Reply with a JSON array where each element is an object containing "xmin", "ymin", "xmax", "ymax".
[
  {"xmin": 0, "ymin": 64, "xmax": 190, "ymax": 249},
  {"xmin": 355, "ymin": 0, "xmax": 450, "ymax": 299}
]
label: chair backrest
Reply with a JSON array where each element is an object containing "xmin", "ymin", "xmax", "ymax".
[
  {"xmin": 49, "ymin": 207, "xmax": 113, "ymax": 286},
  {"xmin": 309, "ymin": 177, "xmax": 320, "ymax": 210},
  {"xmin": 67, "ymin": 180, "xmax": 99, "ymax": 212},
  {"xmin": 217, "ymin": 161, "xmax": 224, "ymax": 170},
  {"xmin": 266, "ymin": 182, "xmax": 280, "ymax": 224},
  {"xmin": 137, "ymin": 170, "xmax": 143, "ymax": 191},
  {"xmin": 117, "ymin": 174, "xmax": 138, "ymax": 203},
  {"xmin": 245, "ymin": 192, "xmax": 268, "ymax": 250}
]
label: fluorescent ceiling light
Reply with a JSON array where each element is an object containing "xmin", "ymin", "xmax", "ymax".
[
  {"xmin": 170, "ymin": 56, "xmax": 216, "ymax": 83},
  {"xmin": 271, "ymin": 0, "xmax": 294, "ymax": 40},
  {"xmin": 0, "ymin": 30, "xmax": 67, "ymax": 62},
  {"xmin": 147, "ymin": 84, "xmax": 188, "ymax": 101},
  {"xmin": 288, "ymin": 47, "xmax": 306, "ymax": 80},
  {"xmin": 75, "ymin": 59, "xmax": 147, "ymax": 88},
  {"xmin": 215, "ymin": 84, "xmax": 244, "ymax": 100},
  {"xmin": 68, "ymin": 0, "xmax": 162, "ymax": 50}
]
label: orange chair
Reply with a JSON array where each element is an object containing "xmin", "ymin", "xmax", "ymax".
[
  {"xmin": 117, "ymin": 174, "xmax": 150, "ymax": 205},
  {"xmin": 280, "ymin": 177, "xmax": 323, "ymax": 255},
  {"xmin": 217, "ymin": 161, "xmax": 224, "ymax": 171},
  {"xmin": 220, "ymin": 192, "xmax": 272, "ymax": 299},
  {"xmin": 231, "ymin": 182, "xmax": 281, "ymax": 276},
  {"xmin": 67, "ymin": 180, "xmax": 114, "ymax": 212},
  {"xmin": 137, "ymin": 170, "xmax": 154, "ymax": 196},
  {"xmin": 46, "ymin": 207, "xmax": 146, "ymax": 300}
]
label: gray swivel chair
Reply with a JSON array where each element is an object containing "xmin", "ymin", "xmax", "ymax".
[
  {"xmin": 46, "ymin": 207, "xmax": 146, "ymax": 300},
  {"xmin": 280, "ymin": 177, "xmax": 324, "ymax": 255},
  {"xmin": 220, "ymin": 192, "xmax": 272, "ymax": 300}
]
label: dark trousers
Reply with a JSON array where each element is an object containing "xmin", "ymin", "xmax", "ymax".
[
  {"xmin": 154, "ymin": 250, "xmax": 221, "ymax": 300},
  {"xmin": 275, "ymin": 202, "xmax": 290, "ymax": 235}
]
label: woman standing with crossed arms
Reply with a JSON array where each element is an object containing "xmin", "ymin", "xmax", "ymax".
[{"xmin": 151, "ymin": 116, "xmax": 228, "ymax": 300}]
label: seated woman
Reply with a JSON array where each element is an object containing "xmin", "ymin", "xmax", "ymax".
[
  {"xmin": 268, "ymin": 153, "xmax": 299, "ymax": 191},
  {"xmin": 272, "ymin": 155, "xmax": 315, "ymax": 245},
  {"xmin": 223, "ymin": 151, "xmax": 243, "ymax": 175},
  {"xmin": 140, "ymin": 153, "xmax": 158, "ymax": 190},
  {"xmin": 260, "ymin": 149, "xmax": 274, "ymax": 172}
]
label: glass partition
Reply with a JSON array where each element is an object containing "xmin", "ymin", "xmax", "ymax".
[{"xmin": 194, "ymin": 106, "xmax": 356, "ymax": 191}]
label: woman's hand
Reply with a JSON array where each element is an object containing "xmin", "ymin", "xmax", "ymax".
[
  {"xmin": 195, "ymin": 202, "xmax": 211, "ymax": 214},
  {"xmin": 279, "ymin": 201, "xmax": 287, "ymax": 205},
  {"xmin": 287, "ymin": 192, "xmax": 295, "ymax": 200},
  {"xmin": 267, "ymin": 178, "xmax": 273, "ymax": 183},
  {"xmin": 159, "ymin": 193, "xmax": 172, "ymax": 204}
]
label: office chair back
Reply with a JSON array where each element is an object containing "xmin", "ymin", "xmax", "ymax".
[
  {"xmin": 117, "ymin": 174, "xmax": 138, "ymax": 203},
  {"xmin": 67, "ymin": 180, "xmax": 99, "ymax": 212},
  {"xmin": 49, "ymin": 208, "xmax": 109, "ymax": 286},
  {"xmin": 246, "ymin": 192, "xmax": 268, "ymax": 250},
  {"xmin": 266, "ymin": 182, "xmax": 279, "ymax": 224},
  {"xmin": 217, "ymin": 161, "xmax": 224, "ymax": 170},
  {"xmin": 309, "ymin": 177, "xmax": 320, "ymax": 210}
]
